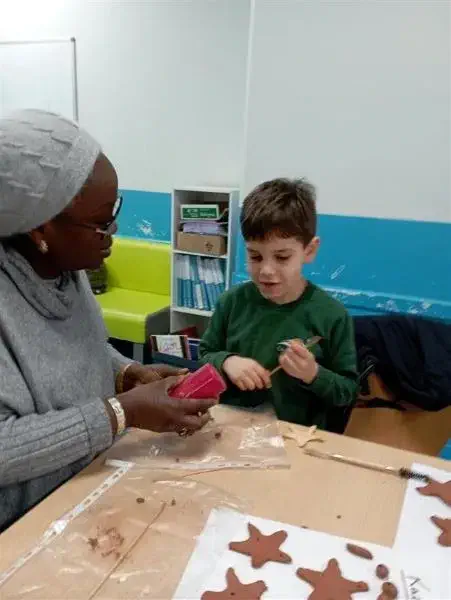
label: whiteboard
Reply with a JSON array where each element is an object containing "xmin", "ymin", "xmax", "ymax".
[{"xmin": 0, "ymin": 39, "xmax": 77, "ymax": 121}]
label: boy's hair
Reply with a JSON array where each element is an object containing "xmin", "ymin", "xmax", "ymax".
[{"xmin": 240, "ymin": 178, "xmax": 317, "ymax": 245}]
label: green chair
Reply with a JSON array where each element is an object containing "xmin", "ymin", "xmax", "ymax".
[{"xmin": 96, "ymin": 238, "xmax": 171, "ymax": 361}]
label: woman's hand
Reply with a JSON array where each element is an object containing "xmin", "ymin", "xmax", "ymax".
[
  {"xmin": 118, "ymin": 375, "xmax": 215, "ymax": 434},
  {"xmin": 121, "ymin": 363, "xmax": 188, "ymax": 392}
]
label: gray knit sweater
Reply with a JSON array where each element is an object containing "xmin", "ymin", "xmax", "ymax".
[{"xmin": 0, "ymin": 243, "xmax": 129, "ymax": 531}]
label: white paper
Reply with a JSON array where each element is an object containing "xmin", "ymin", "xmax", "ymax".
[
  {"xmin": 394, "ymin": 463, "xmax": 451, "ymax": 598},
  {"xmin": 175, "ymin": 509, "xmax": 405, "ymax": 599}
]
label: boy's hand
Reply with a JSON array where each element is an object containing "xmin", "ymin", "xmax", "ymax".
[
  {"xmin": 279, "ymin": 340, "xmax": 318, "ymax": 384},
  {"xmin": 223, "ymin": 356, "xmax": 271, "ymax": 391}
]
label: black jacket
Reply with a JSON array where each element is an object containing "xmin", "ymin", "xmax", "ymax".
[{"xmin": 354, "ymin": 315, "xmax": 451, "ymax": 411}]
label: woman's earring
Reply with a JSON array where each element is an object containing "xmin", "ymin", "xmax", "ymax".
[{"xmin": 39, "ymin": 240, "xmax": 49, "ymax": 254}]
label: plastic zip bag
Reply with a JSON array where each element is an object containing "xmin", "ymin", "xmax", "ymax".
[
  {"xmin": 106, "ymin": 405, "xmax": 289, "ymax": 471},
  {"xmin": 0, "ymin": 465, "xmax": 248, "ymax": 600},
  {"xmin": 96, "ymin": 473, "xmax": 248, "ymax": 599},
  {"xmin": 0, "ymin": 499, "xmax": 151, "ymax": 599}
]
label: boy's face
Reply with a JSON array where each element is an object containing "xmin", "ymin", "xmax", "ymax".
[{"xmin": 246, "ymin": 235, "xmax": 319, "ymax": 304}]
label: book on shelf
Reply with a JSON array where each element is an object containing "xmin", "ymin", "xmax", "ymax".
[
  {"xmin": 173, "ymin": 325, "xmax": 199, "ymax": 338},
  {"xmin": 149, "ymin": 333, "xmax": 200, "ymax": 361},
  {"xmin": 150, "ymin": 334, "xmax": 190, "ymax": 359},
  {"xmin": 188, "ymin": 338, "xmax": 200, "ymax": 361},
  {"xmin": 175, "ymin": 254, "xmax": 225, "ymax": 313},
  {"xmin": 197, "ymin": 255, "xmax": 209, "ymax": 310}
]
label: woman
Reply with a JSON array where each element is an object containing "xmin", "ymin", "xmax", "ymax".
[{"xmin": 0, "ymin": 109, "xmax": 214, "ymax": 531}]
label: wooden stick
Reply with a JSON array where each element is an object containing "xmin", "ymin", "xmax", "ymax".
[
  {"xmin": 304, "ymin": 448, "xmax": 400, "ymax": 477},
  {"xmin": 270, "ymin": 336, "xmax": 323, "ymax": 377},
  {"xmin": 87, "ymin": 502, "xmax": 167, "ymax": 599},
  {"xmin": 179, "ymin": 467, "xmax": 238, "ymax": 478},
  {"xmin": 269, "ymin": 365, "xmax": 283, "ymax": 376}
]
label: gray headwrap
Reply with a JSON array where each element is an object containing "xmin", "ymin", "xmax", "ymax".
[{"xmin": 0, "ymin": 109, "xmax": 101, "ymax": 238}]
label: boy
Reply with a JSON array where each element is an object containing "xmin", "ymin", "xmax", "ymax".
[{"xmin": 199, "ymin": 178, "xmax": 358, "ymax": 430}]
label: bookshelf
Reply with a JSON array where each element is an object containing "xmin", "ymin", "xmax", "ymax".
[{"xmin": 170, "ymin": 186, "xmax": 239, "ymax": 335}]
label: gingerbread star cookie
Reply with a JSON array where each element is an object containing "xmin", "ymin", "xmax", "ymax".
[
  {"xmin": 417, "ymin": 479, "xmax": 451, "ymax": 507},
  {"xmin": 430, "ymin": 516, "xmax": 451, "ymax": 547},
  {"xmin": 201, "ymin": 568, "xmax": 267, "ymax": 600},
  {"xmin": 297, "ymin": 558, "xmax": 369, "ymax": 599},
  {"xmin": 229, "ymin": 523, "xmax": 292, "ymax": 568}
]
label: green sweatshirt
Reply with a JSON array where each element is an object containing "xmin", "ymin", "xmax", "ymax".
[{"xmin": 199, "ymin": 281, "xmax": 358, "ymax": 430}]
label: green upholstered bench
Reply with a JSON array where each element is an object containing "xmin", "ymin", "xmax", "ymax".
[{"xmin": 96, "ymin": 238, "xmax": 171, "ymax": 361}]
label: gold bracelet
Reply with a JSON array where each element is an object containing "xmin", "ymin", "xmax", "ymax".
[{"xmin": 116, "ymin": 362, "xmax": 135, "ymax": 394}]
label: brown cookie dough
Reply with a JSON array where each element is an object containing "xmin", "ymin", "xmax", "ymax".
[
  {"xmin": 297, "ymin": 558, "xmax": 369, "ymax": 599},
  {"xmin": 375, "ymin": 564, "xmax": 389, "ymax": 580},
  {"xmin": 431, "ymin": 515, "xmax": 451, "ymax": 547},
  {"xmin": 201, "ymin": 567, "xmax": 267, "ymax": 600},
  {"xmin": 346, "ymin": 543, "xmax": 373, "ymax": 560},
  {"xmin": 229, "ymin": 523, "xmax": 292, "ymax": 568},
  {"xmin": 88, "ymin": 537, "xmax": 98, "ymax": 550},
  {"xmin": 417, "ymin": 479, "xmax": 451, "ymax": 507},
  {"xmin": 382, "ymin": 582, "xmax": 398, "ymax": 598}
]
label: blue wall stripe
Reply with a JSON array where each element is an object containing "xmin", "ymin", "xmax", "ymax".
[
  {"xmin": 440, "ymin": 442, "xmax": 451, "ymax": 461},
  {"xmin": 117, "ymin": 189, "xmax": 171, "ymax": 242},
  {"xmin": 235, "ymin": 215, "xmax": 451, "ymax": 320},
  {"xmin": 232, "ymin": 270, "xmax": 451, "ymax": 319},
  {"xmin": 117, "ymin": 189, "xmax": 451, "ymax": 320}
]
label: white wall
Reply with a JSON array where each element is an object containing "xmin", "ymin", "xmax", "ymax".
[
  {"xmin": 1, "ymin": 0, "xmax": 449, "ymax": 223},
  {"xmin": 0, "ymin": 0, "xmax": 250, "ymax": 191},
  {"xmin": 242, "ymin": 0, "xmax": 450, "ymax": 222}
]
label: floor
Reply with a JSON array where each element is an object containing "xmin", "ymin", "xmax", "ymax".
[{"xmin": 346, "ymin": 374, "xmax": 451, "ymax": 459}]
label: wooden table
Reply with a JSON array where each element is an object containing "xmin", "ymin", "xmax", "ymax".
[{"xmin": 1, "ymin": 423, "xmax": 450, "ymax": 597}]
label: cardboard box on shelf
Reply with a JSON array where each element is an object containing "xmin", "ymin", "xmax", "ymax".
[{"xmin": 177, "ymin": 232, "xmax": 227, "ymax": 256}]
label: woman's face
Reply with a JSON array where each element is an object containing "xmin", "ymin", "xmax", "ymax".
[{"xmin": 37, "ymin": 153, "xmax": 120, "ymax": 271}]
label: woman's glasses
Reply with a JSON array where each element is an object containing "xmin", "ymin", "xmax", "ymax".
[{"xmin": 72, "ymin": 194, "xmax": 123, "ymax": 236}]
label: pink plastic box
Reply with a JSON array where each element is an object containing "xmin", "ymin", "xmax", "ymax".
[{"xmin": 170, "ymin": 363, "xmax": 226, "ymax": 400}]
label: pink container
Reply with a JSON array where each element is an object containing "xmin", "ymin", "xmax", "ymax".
[{"xmin": 170, "ymin": 363, "xmax": 227, "ymax": 400}]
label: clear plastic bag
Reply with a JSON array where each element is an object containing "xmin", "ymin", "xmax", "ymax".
[
  {"xmin": 0, "ymin": 497, "xmax": 151, "ymax": 599},
  {"xmin": 96, "ymin": 473, "xmax": 248, "ymax": 599},
  {"xmin": 0, "ymin": 466, "xmax": 247, "ymax": 600},
  {"xmin": 106, "ymin": 404, "xmax": 289, "ymax": 471}
]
